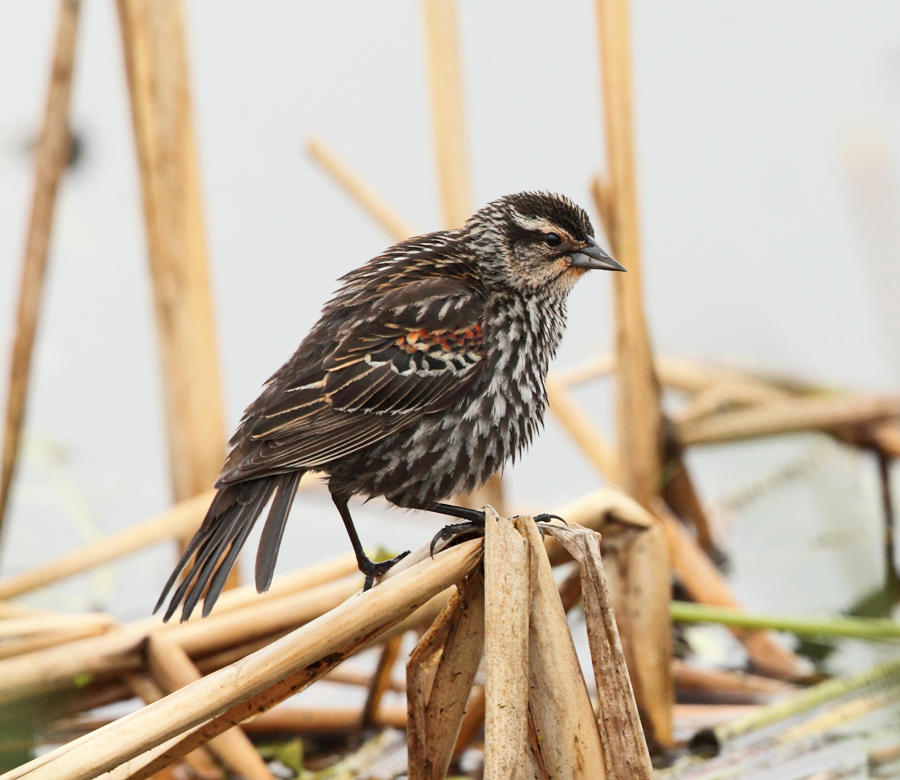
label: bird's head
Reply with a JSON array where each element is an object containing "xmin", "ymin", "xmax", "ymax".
[{"xmin": 464, "ymin": 191, "xmax": 624, "ymax": 294}]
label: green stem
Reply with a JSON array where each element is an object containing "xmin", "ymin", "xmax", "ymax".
[{"xmin": 670, "ymin": 601, "xmax": 900, "ymax": 640}]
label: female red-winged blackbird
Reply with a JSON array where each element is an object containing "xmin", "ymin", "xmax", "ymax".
[{"xmin": 157, "ymin": 191, "xmax": 623, "ymax": 621}]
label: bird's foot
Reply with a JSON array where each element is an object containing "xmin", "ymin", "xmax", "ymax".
[
  {"xmin": 428, "ymin": 511, "xmax": 565, "ymax": 553},
  {"xmin": 360, "ymin": 550, "xmax": 410, "ymax": 591},
  {"xmin": 429, "ymin": 517, "xmax": 485, "ymax": 557}
]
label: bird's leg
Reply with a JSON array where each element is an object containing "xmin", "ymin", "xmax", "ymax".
[{"xmin": 331, "ymin": 493, "xmax": 408, "ymax": 590}]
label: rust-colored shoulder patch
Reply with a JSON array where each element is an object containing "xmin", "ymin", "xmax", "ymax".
[{"xmin": 396, "ymin": 321, "xmax": 483, "ymax": 354}]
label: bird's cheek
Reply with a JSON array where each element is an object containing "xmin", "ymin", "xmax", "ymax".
[
  {"xmin": 560, "ymin": 260, "xmax": 589, "ymax": 282},
  {"xmin": 566, "ymin": 263, "xmax": 589, "ymax": 278}
]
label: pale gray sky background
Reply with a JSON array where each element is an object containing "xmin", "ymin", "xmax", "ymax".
[{"xmin": 1, "ymin": 3, "xmax": 899, "ymax": 656}]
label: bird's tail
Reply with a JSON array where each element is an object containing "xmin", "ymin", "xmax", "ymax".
[{"xmin": 155, "ymin": 472, "xmax": 302, "ymax": 622}]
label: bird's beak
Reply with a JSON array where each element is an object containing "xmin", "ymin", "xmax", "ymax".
[{"xmin": 568, "ymin": 236, "xmax": 625, "ymax": 272}]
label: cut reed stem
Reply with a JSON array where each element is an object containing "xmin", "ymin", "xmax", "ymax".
[
  {"xmin": 116, "ymin": 0, "xmax": 226, "ymax": 553},
  {"xmin": 306, "ymin": 136, "xmax": 417, "ymax": 241},
  {"xmin": 0, "ymin": 0, "xmax": 83, "ymax": 541}
]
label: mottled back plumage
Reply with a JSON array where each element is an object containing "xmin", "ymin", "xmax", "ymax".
[{"xmin": 157, "ymin": 191, "xmax": 621, "ymax": 620}]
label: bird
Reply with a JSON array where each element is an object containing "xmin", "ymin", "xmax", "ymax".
[{"xmin": 156, "ymin": 191, "xmax": 624, "ymax": 621}]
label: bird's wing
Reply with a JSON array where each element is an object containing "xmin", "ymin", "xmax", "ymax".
[
  {"xmin": 218, "ymin": 276, "xmax": 486, "ymax": 482},
  {"xmin": 324, "ymin": 277, "xmax": 485, "ymax": 415}
]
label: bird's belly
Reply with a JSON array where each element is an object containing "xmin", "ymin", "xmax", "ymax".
[{"xmin": 326, "ymin": 375, "xmax": 545, "ymax": 508}]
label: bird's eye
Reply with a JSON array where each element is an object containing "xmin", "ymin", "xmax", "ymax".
[{"xmin": 543, "ymin": 232, "xmax": 562, "ymax": 247}]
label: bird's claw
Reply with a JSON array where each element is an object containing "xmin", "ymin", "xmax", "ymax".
[
  {"xmin": 429, "ymin": 517, "xmax": 485, "ymax": 557},
  {"xmin": 361, "ymin": 550, "xmax": 410, "ymax": 591},
  {"xmin": 532, "ymin": 513, "xmax": 567, "ymax": 538},
  {"xmin": 534, "ymin": 512, "xmax": 567, "ymax": 526}
]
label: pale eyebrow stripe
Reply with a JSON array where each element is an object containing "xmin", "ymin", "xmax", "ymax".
[{"xmin": 508, "ymin": 207, "xmax": 573, "ymax": 240}]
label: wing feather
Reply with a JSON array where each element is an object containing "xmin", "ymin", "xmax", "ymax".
[{"xmin": 219, "ymin": 275, "xmax": 486, "ymax": 484}]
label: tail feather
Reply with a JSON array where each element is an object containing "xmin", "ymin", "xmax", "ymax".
[
  {"xmin": 201, "ymin": 475, "xmax": 298, "ymax": 616},
  {"xmin": 155, "ymin": 476, "xmax": 295, "ymax": 622},
  {"xmin": 162, "ymin": 493, "xmax": 252, "ymax": 621},
  {"xmin": 255, "ymin": 472, "xmax": 301, "ymax": 593},
  {"xmin": 154, "ymin": 517, "xmax": 211, "ymax": 616},
  {"xmin": 179, "ymin": 483, "xmax": 274, "ymax": 620}
]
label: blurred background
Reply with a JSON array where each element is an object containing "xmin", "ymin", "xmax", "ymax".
[{"xmin": 1, "ymin": 0, "xmax": 899, "ymax": 685}]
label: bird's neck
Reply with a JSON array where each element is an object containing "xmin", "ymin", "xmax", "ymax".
[{"xmin": 487, "ymin": 288, "xmax": 568, "ymax": 379}]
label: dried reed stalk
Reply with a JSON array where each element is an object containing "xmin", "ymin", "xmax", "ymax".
[
  {"xmin": 361, "ymin": 634, "xmax": 403, "ymax": 729},
  {"xmin": 0, "ymin": 491, "xmax": 212, "ymax": 599},
  {"xmin": 306, "ymin": 137, "xmax": 417, "ymax": 241},
  {"xmin": 594, "ymin": 0, "xmax": 665, "ymax": 510},
  {"xmin": 407, "ymin": 591, "xmax": 456, "ymax": 737},
  {"xmin": 519, "ymin": 518, "xmax": 606, "ymax": 779},
  {"xmin": 0, "ymin": 624, "xmax": 116, "ymax": 661},
  {"xmin": 551, "ymin": 354, "xmax": 616, "ymax": 387},
  {"xmin": 452, "ymin": 683, "xmax": 485, "ymax": 759},
  {"xmin": 0, "ymin": 574, "xmax": 450, "ymax": 728},
  {"xmin": 554, "ymin": 353, "xmax": 814, "ymax": 397},
  {"xmin": 868, "ymin": 422, "xmax": 900, "ymax": 458},
  {"xmin": 2, "ymin": 491, "xmax": 654, "ymax": 771},
  {"xmin": 123, "ymin": 671, "xmax": 222, "ymax": 778},
  {"xmin": 408, "ymin": 572, "xmax": 484, "ymax": 779},
  {"xmin": 600, "ymin": 517, "xmax": 674, "ymax": 747},
  {"xmin": 190, "ymin": 631, "xmax": 289, "ymax": 674},
  {"xmin": 157, "ymin": 574, "xmax": 361, "ymax": 656},
  {"xmin": 9, "ymin": 540, "xmax": 483, "ymax": 780},
  {"xmin": 421, "ymin": 0, "xmax": 505, "ymax": 515},
  {"xmin": 116, "ymin": 0, "xmax": 226, "ymax": 549},
  {"xmin": 92, "ymin": 732, "xmax": 202, "ymax": 780},
  {"xmin": 482, "ymin": 509, "xmax": 535, "ymax": 779},
  {"xmin": 593, "ymin": 0, "xmax": 677, "ymax": 738},
  {"xmin": 421, "ymin": 0, "xmax": 470, "ymax": 230},
  {"xmin": 660, "ymin": 441, "xmax": 717, "ymax": 553},
  {"xmin": 679, "ymin": 394, "xmax": 900, "ymax": 446},
  {"xmin": 0, "ymin": 617, "xmax": 117, "ymax": 666},
  {"xmin": 543, "ymin": 487, "xmax": 654, "ymax": 567},
  {"xmin": 675, "ymin": 380, "xmax": 790, "ymax": 425},
  {"xmin": 672, "ymin": 659, "xmax": 794, "ymax": 705},
  {"xmin": 323, "ymin": 663, "xmax": 405, "ymax": 693},
  {"xmin": 0, "ymin": 602, "xmax": 42, "ymax": 618},
  {"xmin": 0, "ymin": 0, "xmax": 83, "ymax": 539},
  {"xmin": 418, "ymin": 574, "xmax": 483, "ymax": 766},
  {"xmin": 133, "ymin": 554, "xmax": 478, "ymax": 780},
  {"xmin": 545, "ymin": 376, "xmax": 620, "ymax": 482},
  {"xmin": 0, "ymin": 625, "xmax": 146, "ymax": 705},
  {"xmin": 653, "ymin": 501, "xmax": 811, "ymax": 680},
  {"xmin": 193, "ymin": 586, "xmax": 451, "ymax": 678},
  {"xmin": 245, "ymin": 704, "xmax": 409, "ymax": 734},
  {"xmin": 202, "ymin": 549, "xmax": 359, "ymax": 615},
  {"xmin": 0, "ymin": 612, "xmax": 115, "ymax": 639},
  {"xmin": 546, "ymin": 374, "xmax": 716, "ymax": 552},
  {"xmin": 544, "ymin": 493, "xmax": 671, "ymax": 743},
  {"xmin": 146, "ymin": 636, "xmax": 274, "ymax": 779},
  {"xmin": 0, "ymin": 554, "xmax": 361, "ymax": 704},
  {"xmin": 654, "ymin": 356, "xmax": 824, "ymax": 397},
  {"xmin": 544, "ymin": 524, "xmax": 653, "ymax": 778}
]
